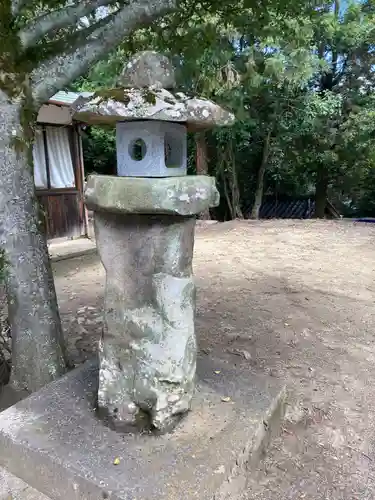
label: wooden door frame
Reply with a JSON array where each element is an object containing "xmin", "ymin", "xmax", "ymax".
[{"xmin": 35, "ymin": 122, "xmax": 88, "ymax": 240}]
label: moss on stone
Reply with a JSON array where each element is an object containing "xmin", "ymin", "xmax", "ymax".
[
  {"xmin": 92, "ymin": 87, "xmax": 158, "ymax": 107},
  {"xmin": 93, "ymin": 88, "xmax": 131, "ymax": 105},
  {"xmin": 141, "ymin": 89, "xmax": 157, "ymax": 105}
]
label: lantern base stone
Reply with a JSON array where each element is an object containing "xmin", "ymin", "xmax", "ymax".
[
  {"xmin": 85, "ymin": 175, "xmax": 219, "ymax": 432},
  {"xmin": 84, "ymin": 174, "xmax": 220, "ymax": 216},
  {"xmin": 0, "ymin": 359, "xmax": 286, "ymax": 500}
]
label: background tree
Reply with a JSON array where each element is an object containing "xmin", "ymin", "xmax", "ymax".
[
  {"xmin": 293, "ymin": 0, "xmax": 375, "ymax": 216},
  {"xmin": 72, "ymin": 1, "xmax": 375, "ymax": 223}
]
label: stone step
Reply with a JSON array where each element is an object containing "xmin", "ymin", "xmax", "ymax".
[
  {"xmin": 0, "ymin": 467, "xmax": 51, "ymax": 500},
  {"xmin": 0, "ymin": 358, "xmax": 286, "ymax": 500}
]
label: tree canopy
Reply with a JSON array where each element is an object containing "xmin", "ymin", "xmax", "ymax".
[{"xmin": 73, "ymin": 0, "xmax": 375, "ymax": 219}]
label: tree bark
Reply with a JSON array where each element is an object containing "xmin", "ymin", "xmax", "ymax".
[
  {"xmin": 195, "ymin": 131, "xmax": 210, "ymax": 220},
  {"xmin": 222, "ymin": 173, "xmax": 233, "ymax": 220},
  {"xmin": 31, "ymin": 0, "xmax": 178, "ymax": 104},
  {"xmin": 250, "ymin": 131, "xmax": 271, "ymax": 220},
  {"xmin": 0, "ymin": 97, "xmax": 66, "ymax": 392},
  {"xmin": 20, "ymin": 0, "xmax": 115, "ymax": 48},
  {"xmin": 314, "ymin": 164, "xmax": 329, "ymax": 218},
  {"xmin": 230, "ymin": 158, "xmax": 243, "ymax": 219}
]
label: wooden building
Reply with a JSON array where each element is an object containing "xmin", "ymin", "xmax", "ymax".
[{"xmin": 34, "ymin": 91, "xmax": 89, "ymax": 241}]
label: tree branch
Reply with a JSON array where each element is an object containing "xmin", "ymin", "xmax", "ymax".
[
  {"xmin": 332, "ymin": 56, "xmax": 348, "ymax": 87},
  {"xmin": 31, "ymin": 0, "xmax": 178, "ymax": 104},
  {"xmin": 19, "ymin": 0, "xmax": 117, "ymax": 48},
  {"xmin": 25, "ymin": 11, "xmax": 118, "ymax": 69}
]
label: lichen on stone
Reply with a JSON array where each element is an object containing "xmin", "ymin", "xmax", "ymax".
[{"xmin": 74, "ymin": 51, "xmax": 235, "ymax": 130}]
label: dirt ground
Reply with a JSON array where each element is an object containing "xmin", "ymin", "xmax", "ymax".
[{"xmin": 53, "ymin": 219, "xmax": 375, "ymax": 499}]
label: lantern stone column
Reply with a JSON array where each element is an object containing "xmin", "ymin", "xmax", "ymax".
[
  {"xmin": 85, "ymin": 175, "xmax": 219, "ymax": 432},
  {"xmin": 77, "ymin": 50, "xmax": 234, "ymax": 432}
]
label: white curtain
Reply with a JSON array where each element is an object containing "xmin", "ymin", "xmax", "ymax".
[
  {"xmin": 46, "ymin": 126, "xmax": 75, "ymax": 188},
  {"xmin": 33, "ymin": 128, "xmax": 48, "ymax": 188}
]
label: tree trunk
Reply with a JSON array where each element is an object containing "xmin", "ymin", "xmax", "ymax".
[
  {"xmin": 250, "ymin": 131, "xmax": 271, "ymax": 220},
  {"xmin": 222, "ymin": 173, "xmax": 233, "ymax": 220},
  {"xmin": 231, "ymin": 159, "xmax": 243, "ymax": 219},
  {"xmin": 218, "ymin": 140, "xmax": 243, "ymax": 221},
  {"xmin": 195, "ymin": 131, "xmax": 211, "ymax": 220},
  {"xmin": 314, "ymin": 164, "xmax": 329, "ymax": 218},
  {"xmin": 0, "ymin": 97, "xmax": 66, "ymax": 392}
]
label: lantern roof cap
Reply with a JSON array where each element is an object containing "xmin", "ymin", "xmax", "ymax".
[
  {"xmin": 118, "ymin": 51, "xmax": 176, "ymax": 90},
  {"xmin": 73, "ymin": 52, "xmax": 235, "ymax": 130}
]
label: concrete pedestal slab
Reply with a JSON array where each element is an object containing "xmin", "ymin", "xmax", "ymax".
[
  {"xmin": 0, "ymin": 467, "xmax": 51, "ymax": 500},
  {"xmin": 0, "ymin": 357, "xmax": 285, "ymax": 500}
]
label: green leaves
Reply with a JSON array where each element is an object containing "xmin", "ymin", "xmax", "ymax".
[{"xmin": 70, "ymin": 0, "xmax": 375, "ymax": 218}]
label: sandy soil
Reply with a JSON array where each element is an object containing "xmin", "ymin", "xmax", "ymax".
[{"xmin": 53, "ymin": 219, "xmax": 375, "ymax": 499}]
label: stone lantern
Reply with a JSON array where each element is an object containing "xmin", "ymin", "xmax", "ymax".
[
  {"xmin": 116, "ymin": 121, "xmax": 187, "ymax": 177},
  {"xmin": 75, "ymin": 51, "xmax": 234, "ymax": 433}
]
